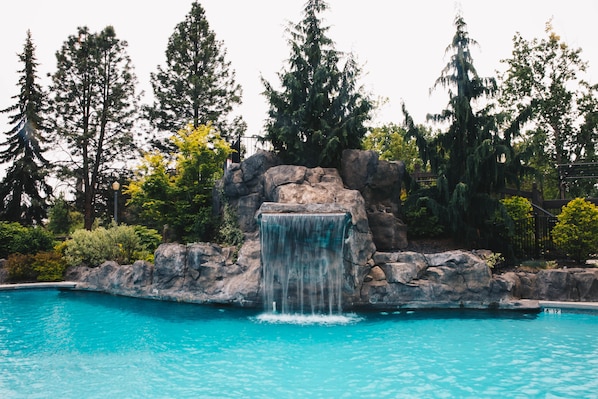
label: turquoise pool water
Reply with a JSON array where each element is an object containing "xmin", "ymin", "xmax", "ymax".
[{"xmin": 1, "ymin": 290, "xmax": 597, "ymax": 398}]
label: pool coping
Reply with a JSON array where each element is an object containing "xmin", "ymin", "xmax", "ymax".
[
  {"xmin": 0, "ymin": 282, "xmax": 78, "ymax": 291},
  {"xmin": 539, "ymin": 300, "xmax": 598, "ymax": 311}
]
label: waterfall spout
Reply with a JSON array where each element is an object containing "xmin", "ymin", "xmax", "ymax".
[{"xmin": 260, "ymin": 212, "xmax": 350, "ymax": 315}]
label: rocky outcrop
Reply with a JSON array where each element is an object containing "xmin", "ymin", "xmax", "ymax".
[
  {"xmin": 341, "ymin": 149, "xmax": 407, "ymax": 251},
  {"xmin": 221, "ymin": 150, "xmax": 281, "ymax": 232},
  {"xmin": 67, "ymin": 239, "xmax": 261, "ymax": 306},
  {"xmin": 497, "ymin": 268, "xmax": 598, "ymax": 302},
  {"xmin": 61, "ymin": 150, "xmax": 597, "ymax": 311},
  {"xmin": 357, "ymin": 250, "xmax": 531, "ymax": 309}
]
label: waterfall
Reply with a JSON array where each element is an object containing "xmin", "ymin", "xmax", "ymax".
[{"xmin": 260, "ymin": 213, "xmax": 350, "ymax": 315}]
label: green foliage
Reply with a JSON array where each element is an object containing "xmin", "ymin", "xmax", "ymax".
[
  {"xmin": 499, "ymin": 22, "xmax": 598, "ymax": 199},
  {"xmin": 146, "ymin": 1, "xmax": 244, "ymax": 146},
  {"xmin": 552, "ymin": 198, "xmax": 598, "ymax": 263},
  {"xmin": 63, "ymin": 224, "xmax": 156, "ymax": 267},
  {"xmin": 47, "ymin": 195, "xmax": 75, "ymax": 235},
  {"xmin": 498, "ymin": 196, "xmax": 534, "ymax": 258},
  {"xmin": 482, "ymin": 252, "xmax": 505, "ymax": 269},
  {"xmin": 402, "ymin": 15, "xmax": 515, "ymax": 249},
  {"xmin": 50, "ymin": 25, "xmax": 138, "ymax": 229},
  {"xmin": 0, "ymin": 222, "xmax": 55, "ymax": 259},
  {"xmin": 126, "ymin": 124, "xmax": 231, "ymax": 243},
  {"xmin": 501, "ymin": 196, "xmax": 533, "ymax": 221},
  {"xmin": 262, "ymin": 0, "xmax": 373, "ymax": 168},
  {"xmin": 4, "ymin": 251, "xmax": 66, "ymax": 282},
  {"xmin": 0, "ymin": 30, "xmax": 52, "ymax": 225},
  {"xmin": 5, "ymin": 253, "xmax": 37, "ymax": 282},
  {"xmin": 362, "ymin": 124, "xmax": 423, "ymax": 172},
  {"xmin": 217, "ymin": 204, "xmax": 244, "ymax": 248},
  {"xmin": 132, "ymin": 225, "xmax": 162, "ymax": 258},
  {"xmin": 31, "ymin": 251, "xmax": 67, "ymax": 282},
  {"xmin": 404, "ymin": 206, "xmax": 444, "ymax": 238}
]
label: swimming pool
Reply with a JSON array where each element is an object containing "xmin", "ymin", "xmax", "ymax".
[{"xmin": 1, "ymin": 290, "xmax": 597, "ymax": 398}]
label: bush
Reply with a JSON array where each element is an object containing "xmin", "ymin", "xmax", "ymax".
[
  {"xmin": 217, "ymin": 204, "xmax": 244, "ymax": 247},
  {"xmin": 32, "ymin": 252, "xmax": 67, "ymax": 282},
  {"xmin": 0, "ymin": 222, "xmax": 55, "ymax": 259},
  {"xmin": 4, "ymin": 251, "xmax": 68, "ymax": 283},
  {"xmin": 552, "ymin": 198, "xmax": 598, "ymax": 263},
  {"xmin": 404, "ymin": 205, "xmax": 444, "ymax": 238},
  {"xmin": 5, "ymin": 253, "xmax": 37, "ymax": 282},
  {"xmin": 499, "ymin": 196, "xmax": 534, "ymax": 257},
  {"xmin": 63, "ymin": 224, "xmax": 162, "ymax": 267}
]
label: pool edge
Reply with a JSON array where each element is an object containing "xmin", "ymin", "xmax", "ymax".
[{"xmin": 0, "ymin": 282, "xmax": 78, "ymax": 291}]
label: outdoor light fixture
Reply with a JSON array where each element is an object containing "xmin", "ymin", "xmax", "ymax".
[
  {"xmin": 112, "ymin": 181, "xmax": 120, "ymax": 224},
  {"xmin": 497, "ymin": 153, "xmax": 507, "ymax": 164}
]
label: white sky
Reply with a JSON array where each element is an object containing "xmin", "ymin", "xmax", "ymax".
[{"xmin": 1, "ymin": 0, "xmax": 597, "ymax": 152}]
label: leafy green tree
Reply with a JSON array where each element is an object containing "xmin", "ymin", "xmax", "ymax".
[
  {"xmin": 499, "ymin": 21, "xmax": 598, "ymax": 199},
  {"xmin": 126, "ymin": 124, "xmax": 231, "ymax": 242},
  {"xmin": 262, "ymin": 0, "xmax": 373, "ymax": 168},
  {"xmin": 404, "ymin": 15, "xmax": 514, "ymax": 247},
  {"xmin": 50, "ymin": 26, "xmax": 139, "ymax": 230},
  {"xmin": 0, "ymin": 30, "xmax": 52, "ymax": 225},
  {"xmin": 362, "ymin": 123, "xmax": 425, "ymax": 173},
  {"xmin": 552, "ymin": 198, "xmax": 598, "ymax": 263},
  {"xmin": 146, "ymin": 1, "xmax": 244, "ymax": 149},
  {"xmin": 47, "ymin": 194, "xmax": 73, "ymax": 235}
]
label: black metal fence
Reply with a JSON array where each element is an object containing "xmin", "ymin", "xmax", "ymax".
[{"xmin": 511, "ymin": 214, "xmax": 560, "ymax": 259}]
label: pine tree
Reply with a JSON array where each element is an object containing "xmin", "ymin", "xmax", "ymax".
[
  {"xmin": 146, "ymin": 2, "xmax": 244, "ymax": 149},
  {"xmin": 50, "ymin": 26, "xmax": 138, "ymax": 230},
  {"xmin": 404, "ymin": 15, "xmax": 514, "ymax": 247},
  {"xmin": 262, "ymin": 0, "xmax": 373, "ymax": 168},
  {"xmin": 0, "ymin": 30, "xmax": 52, "ymax": 225}
]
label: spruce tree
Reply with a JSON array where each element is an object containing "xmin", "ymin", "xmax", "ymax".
[
  {"xmin": 146, "ymin": 2, "xmax": 244, "ymax": 148},
  {"xmin": 405, "ymin": 15, "xmax": 514, "ymax": 248},
  {"xmin": 0, "ymin": 30, "xmax": 52, "ymax": 225},
  {"xmin": 262, "ymin": 0, "xmax": 373, "ymax": 168},
  {"xmin": 50, "ymin": 26, "xmax": 138, "ymax": 230}
]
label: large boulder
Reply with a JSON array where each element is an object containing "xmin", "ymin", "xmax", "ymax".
[
  {"xmin": 222, "ymin": 150, "xmax": 281, "ymax": 232},
  {"xmin": 341, "ymin": 149, "xmax": 407, "ymax": 250},
  {"xmin": 68, "ymin": 241, "xmax": 261, "ymax": 306},
  {"xmin": 499, "ymin": 268, "xmax": 598, "ymax": 301},
  {"xmin": 358, "ymin": 250, "xmax": 522, "ymax": 309}
]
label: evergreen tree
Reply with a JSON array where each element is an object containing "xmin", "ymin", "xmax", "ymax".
[
  {"xmin": 146, "ymin": 2, "xmax": 244, "ymax": 149},
  {"xmin": 0, "ymin": 30, "xmax": 52, "ymax": 225},
  {"xmin": 404, "ymin": 15, "xmax": 514, "ymax": 248},
  {"xmin": 500, "ymin": 21, "xmax": 598, "ymax": 199},
  {"xmin": 50, "ymin": 26, "xmax": 138, "ymax": 230},
  {"xmin": 262, "ymin": 0, "xmax": 373, "ymax": 168}
]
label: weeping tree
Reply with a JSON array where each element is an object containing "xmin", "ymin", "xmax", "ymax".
[
  {"xmin": 50, "ymin": 26, "xmax": 138, "ymax": 230},
  {"xmin": 262, "ymin": 0, "xmax": 373, "ymax": 168},
  {"xmin": 404, "ymin": 15, "xmax": 516, "ymax": 248},
  {"xmin": 0, "ymin": 30, "xmax": 52, "ymax": 225},
  {"xmin": 146, "ymin": 2, "xmax": 245, "ymax": 150}
]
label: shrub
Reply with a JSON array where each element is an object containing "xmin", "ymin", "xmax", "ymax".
[
  {"xmin": 217, "ymin": 204, "xmax": 244, "ymax": 248},
  {"xmin": 4, "ymin": 251, "xmax": 68, "ymax": 283},
  {"xmin": 404, "ymin": 206, "xmax": 444, "ymax": 238},
  {"xmin": 5, "ymin": 253, "xmax": 37, "ymax": 282},
  {"xmin": 552, "ymin": 198, "xmax": 598, "ymax": 263},
  {"xmin": 499, "ymin": 196, "xmax": 534, "ymax": 257},
  {"xmin": 32, "ymin": 252, "xmax": 67, "ymax": 282},
  {"xmin": 0, "ymin": 222, "xmax": 55, "ymax": 259},
  {"xmin": 63, "ymin": 224, "xmax": 162, "ymax": 267}
]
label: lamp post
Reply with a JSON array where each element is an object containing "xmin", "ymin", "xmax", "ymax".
[{"xmin": 112, "ymin": 181, "xmax": 120, "ymax": 224}]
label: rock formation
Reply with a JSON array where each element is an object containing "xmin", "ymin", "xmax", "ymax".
[{"xmin": 63, "ymin": 150, "xmax": 598, "ymax": 311}]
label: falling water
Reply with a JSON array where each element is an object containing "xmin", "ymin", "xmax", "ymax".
[{"xmin": 260, "ymin": 213, "xmax": 350, "ymax": 316}]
